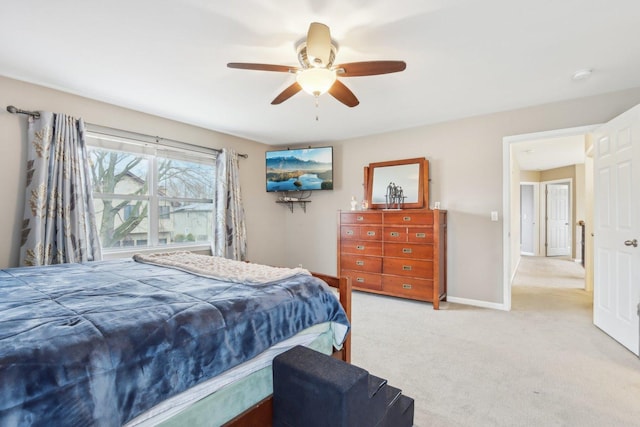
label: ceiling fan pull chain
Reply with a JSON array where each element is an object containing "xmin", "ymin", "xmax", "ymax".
[{"xmin": 315, "ymin": 95, "xmax": 320, "ymax": 121}]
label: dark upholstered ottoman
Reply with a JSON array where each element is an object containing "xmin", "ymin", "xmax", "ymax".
[{"xmin": 272, "ymin": 345, "xmax": 414, "ymax": 427}]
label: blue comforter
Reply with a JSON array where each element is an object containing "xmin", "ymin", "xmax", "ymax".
[{"xmin": 0, "ymin": 259, "xmax": 349, "ymax": 426}]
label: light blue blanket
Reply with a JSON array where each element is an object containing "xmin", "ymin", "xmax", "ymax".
[{"xmin": 0, "ymin": 258, "xmax": 349, "ymax": 426}]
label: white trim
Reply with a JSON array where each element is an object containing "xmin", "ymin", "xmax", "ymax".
[
  {"xmin": 86, "ymin": 123, "xmax": 220, "ymax": 158},
  {"xmin": 502, "ymin": 124, "xmax": 600, "ymax": 312},
  {"xmin": 447, "ymin": 296, "xmax": 509, "ymax": 311}
]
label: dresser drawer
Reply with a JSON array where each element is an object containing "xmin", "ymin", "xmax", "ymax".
[
  {"xmin": 341, "ymin": 241, "xmax": 382, "ymax": 256},
  {"xmin": 383, "ymin": 258, "xmax": 433, "ymax": 277},
  {"xmin": 383, "ymin": 211, "xmax": 433, "ymax": 226},
  {"xmin": 383, "ymin": 242, "xmax": 433, "ymax": 259},
  {"xmin": 341, "ymin": 270, "xmax": 382, "ymax": 291},
  {"xmin": 383, "ymin": 227, "xmax": 433, "ymax": 243},
  {"xmin": 382, "ymin": 275, "xmax": 433, "ymax": 300},
  {"xmin": 382, "ymin": 228, "xmax": 407, "ymax": 242},
  {"xmin": 407, "ymin": 227, "xmax": 433, "ymax": 243},
  {"xmin": 340, "ymin": 225, "xmax": 382, "ymax": 241},
  {"xmin": 340, "ymin": 212, "xmax": 382, "ymax": 224},
  {"xmin": 341, "ymin": 254, "xmax": 382, "ymax": 273}
]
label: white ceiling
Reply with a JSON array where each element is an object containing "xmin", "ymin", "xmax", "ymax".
[
  {"xmin": 512, "ymin": 135, "xmax": 586, "ymax": 171},
  {"xmin": 2, "ymin": 0, "xmax": 640, "ymax": 153}
]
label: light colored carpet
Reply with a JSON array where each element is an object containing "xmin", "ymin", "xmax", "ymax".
[{"xmin": 350, "ymin": 256, "xmax": 640, "ymax": 426}]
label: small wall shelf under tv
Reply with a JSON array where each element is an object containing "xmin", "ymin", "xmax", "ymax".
[{"xmin": 276, "ymin": 199, "xmax": 311, "ymax": 213}]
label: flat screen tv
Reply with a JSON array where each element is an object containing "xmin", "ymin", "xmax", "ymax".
[{"xmin": 266, "ymin": 146, "xmax": 333, "ymax": 192}]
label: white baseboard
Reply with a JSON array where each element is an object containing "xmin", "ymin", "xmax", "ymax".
[{"xmin": 447, "ymin": 296, "xmax": 509, "ymax": 311}]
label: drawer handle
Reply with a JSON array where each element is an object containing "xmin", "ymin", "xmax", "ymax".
[
  {"xmin": 403, "ymin": 216, "xmax": 411, "ymax": 222},
  {"xmin": 415, "ymin": 232, "xmax": 426, "ymax": 238},
  {"xmin": 356, "ymin": 277, "xmax": 365, "ymax": 283},
  {"xmin": 366, "ymin": 231, "xmax": 376, "ymax": 236},
  {"xmin": 356, "ymin": 260, "xmax": 365, "ymax": 266},
  {"xmin": 402, "ymin": 248, "xmax": 412, "ymax": 254},
  {"xmin": 356, "ymin": 216, "xmax": 364, "ymax": 221},
  {"xmin": 402, "ymin": 284, "xmax": 412, "ymax": 289},
  {"xmin": 356, "ymin": 245, "xmax": 365, "ymax": 250},
  {"xmin": 390, "ymin": 232, "xmax": 400, "ymax": 237},
  {"xmin": 346, "ymin": 230, "xmax": 354, "ymax": 236},
  {"xmin": 402, "ymin": 265, "xmax": 412, "ymax": 271}
]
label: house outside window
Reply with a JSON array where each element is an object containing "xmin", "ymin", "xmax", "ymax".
[{"xmin": 85, "ymin": 126, "xmax": 216, "ymax": 253}]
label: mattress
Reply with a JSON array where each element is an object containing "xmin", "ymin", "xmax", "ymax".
[{"xmin": 128, "ymin": 321, "xmax": 336, "ymax": 426}]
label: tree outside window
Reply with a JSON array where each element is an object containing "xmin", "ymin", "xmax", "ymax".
[{"xmin": 86, "ymin": 134, "xmax": 215, "ymax": 251}]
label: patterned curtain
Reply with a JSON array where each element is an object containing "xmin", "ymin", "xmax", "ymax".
[
  {"xmin": 20, "ymin": 112, "xmax": 102, "ymax": 266},
  {"xmin": 213, "ymin": 148, "xmax": 247, "ymax": 261}
]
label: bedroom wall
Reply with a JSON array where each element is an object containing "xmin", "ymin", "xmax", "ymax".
[
  {"xmin": 281, "ymin": 87, "xmax": 640, "ymax": 306},
  {"xmin": 0, "ymin": 76, "xmax": 285, "ymax": 269}
]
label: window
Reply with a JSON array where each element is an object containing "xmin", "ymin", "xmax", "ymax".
[
  {"xmin": 159, "ymin": 205, "xmax": 171, "ymax": 219},
  {"xmin": 86, "ymin": 127, "xmax": 216, "ymax": 252}
]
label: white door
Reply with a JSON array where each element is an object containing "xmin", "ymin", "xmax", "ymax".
[
  {"xmin": 593, "ymin": 104, "xmax": 640, "ymax": 356},
  {"xmin": 546, "ymin": 183, "xmax": 571, "ymax": 256},
  {"xmin": 520, "ymin": 184, "xmax": 535, "ymax": 255}
]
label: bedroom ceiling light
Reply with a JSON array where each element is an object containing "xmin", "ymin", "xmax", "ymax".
[
  {"xmin": 228, "ymin": 22, "xmax": 405, "ymax": 107},
  {"xmin": 296, "ymin": 68, "xmax": 337, "ymax": 97}
]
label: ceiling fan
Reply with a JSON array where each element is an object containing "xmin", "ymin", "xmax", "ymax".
[{"xmin": 227, "ymin": 22, "xmax": 406, "ymax": 107}]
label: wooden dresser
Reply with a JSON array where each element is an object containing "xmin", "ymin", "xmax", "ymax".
[{"xmin": 337, "ymin": 209, "xmax": 447, "ymax": 309}]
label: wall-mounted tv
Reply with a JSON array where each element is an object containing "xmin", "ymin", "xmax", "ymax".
[{"xmin": 266, "ymin": 146, "xmax": 333, "ymax": 192}]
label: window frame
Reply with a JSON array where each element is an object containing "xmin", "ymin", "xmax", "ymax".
[{"xmin": 85, "ymin": 125, "xmax": 217, "ymax": 256}]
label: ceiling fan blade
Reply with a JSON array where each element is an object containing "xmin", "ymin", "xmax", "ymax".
[
  {"xmin": 328, "ymin": 80, "xmax": 359, "ymax": 107},
  {"xmin": 306, "ymin": 22, "xmax": 332, "ymax": 66},
  {"xmin": 271, "ymin": 82, "xmax": 303, "ymax": 105},
  {"xmin": 227, "ymin": 63, "xmax": 297, "ymax": 73},
  {"xmin": 334, "ymin": 61, "xmax": 407, "ymax": 77}
]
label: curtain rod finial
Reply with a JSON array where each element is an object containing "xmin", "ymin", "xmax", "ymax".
[{"xmin": 6, "ymin": 105, "xmax": 40, "ymax": 118}]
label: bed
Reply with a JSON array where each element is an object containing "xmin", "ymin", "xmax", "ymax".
[{"xmin": 0, "ymin": 253, "xmax": 351, "ymax": 426}]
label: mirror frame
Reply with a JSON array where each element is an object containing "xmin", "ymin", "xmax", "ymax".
[{"xmin": 365, "ymin": 157, "xmax": 429, "ymax": 210}]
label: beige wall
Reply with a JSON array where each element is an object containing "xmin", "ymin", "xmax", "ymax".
[
  {"xmin": 2, "ymin": 74, "xmax": 640, "ymax": 306},
  {"xmin": 0, "ymin": 76, "xmax": 286, "ymax": 269},
  {"xmin": 282, "ymin": 87, "xmax": 640, "ymax": 305},
  {"xmin": 520, "ymin": 170, "xmax": 541, "ymax": 182}
]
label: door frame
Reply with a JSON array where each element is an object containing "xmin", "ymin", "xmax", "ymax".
[{"xmin": 502, "ymin": 124, "xmax": 599, "ymax": 311}]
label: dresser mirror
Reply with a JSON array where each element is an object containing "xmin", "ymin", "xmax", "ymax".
[{"xmin": 366, "ymin": 157, "xmax": 428, "ymax": 209}]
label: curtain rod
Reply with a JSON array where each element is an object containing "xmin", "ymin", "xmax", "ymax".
[
  {"xmin": 6, "ymin": 105, "xmax": 248, "ymax": 159},
  {"xmin": 6, "ymin": 105, "xmax": 40, "ymax": 118}
]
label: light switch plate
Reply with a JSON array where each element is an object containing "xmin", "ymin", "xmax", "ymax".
[{"xmin": 491, "ymin": 211, "xmax": 498, "ymax": 221}]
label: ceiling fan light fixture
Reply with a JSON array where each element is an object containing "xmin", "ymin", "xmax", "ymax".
[{"xmin": 296, "ymin": 68, "xmax": 336, "ymax": 96}]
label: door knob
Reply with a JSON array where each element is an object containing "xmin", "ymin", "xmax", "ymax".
[{"xmin": 624, "ymin": 239, "xmax": 638, "ymax": 247}]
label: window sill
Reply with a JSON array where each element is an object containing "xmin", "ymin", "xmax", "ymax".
[{"xmin": 101, "ymin": 243, "xmax": 212, "ymax": 261}]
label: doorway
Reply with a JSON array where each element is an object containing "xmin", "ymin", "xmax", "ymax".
[{"xmin": 502, "ymin": 124, "xmax": 598, "ymax": 310}]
